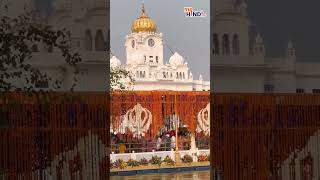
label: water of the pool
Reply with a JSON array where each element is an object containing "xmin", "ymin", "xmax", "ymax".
[{"xmin": 110, "ymin": 170, "xmax": 210, "ymax": 180}]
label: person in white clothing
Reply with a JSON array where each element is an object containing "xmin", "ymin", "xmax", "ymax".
[
  {"xmin": 171, "ymin": 135, "xmax": 176, "ymax": 150},
  {"xmin": 156, "ymin": 136, "xmax": 162, "ymax": 151}
]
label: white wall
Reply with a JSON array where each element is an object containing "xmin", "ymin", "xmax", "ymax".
[{"xmin": 212, "ymin": 67, "xmax": 265, "ymax": 93}]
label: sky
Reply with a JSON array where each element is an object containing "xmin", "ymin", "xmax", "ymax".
[
  {"xmin": 110, "ymin": 0, "xmax": 210, "ymax": 80},
  {"xmin": 6, "ymin": 0, "xmax": 320, "ymax": 64},
  {"xmin": 248, "ymin": 0, "xmax": 320, "ymax": 61}
]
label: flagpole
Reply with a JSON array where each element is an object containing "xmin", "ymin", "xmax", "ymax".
[{"xmin": 175, "ymin": 92, "xmax": 179, "ymax": 163}]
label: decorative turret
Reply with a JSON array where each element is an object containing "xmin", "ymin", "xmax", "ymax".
[
  {"xmin": 253, "ymin": 33, "xmax": 265, "ymax": 57},
  {"xmin": 286, "ymin": 40, "xmax": 296, "ymax": 58},
  {"xmin": 285, "ymin": 40, "xmax": 296, "ymax": 71},
  {"xmin": 199, "ymin": 74, "xmax": 203, "ymax": 81},
  {"xmin": 110, "ymin": 56, "xmax": 121, "ymax": 68},
  {"xmin": 169, "ymin": 52, "xmax": 184, "ymax": 66},
  {"xmin": 213, "ymin": 0, "xmax": 250, "ymax": 57},
  {"xmin": 238, "ymin": 0, "xmax": 248, "ymax": 17}
]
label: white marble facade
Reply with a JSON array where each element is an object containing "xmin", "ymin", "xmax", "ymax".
[
  {"xmin": 212, "ymin": 0, "xmax": 320, "ymax": 93},
  {"xmin": 110, "ymin": 5, "xmax": 210, "ymax": 91},
  {"xmin": 3, "ymin": 0, "xmax": 109, "ymax": 91}
]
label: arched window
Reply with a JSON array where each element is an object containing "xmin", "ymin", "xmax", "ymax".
[
  {"xmin": 85, "ymin": 30, "xmax": 92, "ymax": 51},
  {"xmin": 176, "ymin": 72, "xmax": 178, "ymax": 79},
  {"xmin": 183, "ymin": 72, "xmax": 185, "ymax": 79},
  {"xmin": 222, "ymin": 34, "xmax": 230, "ymax": 55},
  {"xmin": 95, "ymin": 30, "xmax": 106, "ymax": 51},
  {"xmin": 232, "ymin": 34, "xmax": 240, "ymax": 55},
  {"xmin": 213, "ymin": 34, "xmax": 219, "ymax": 55}
]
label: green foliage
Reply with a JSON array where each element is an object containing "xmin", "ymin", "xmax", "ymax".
[
  {"xmin": 139, "ymin": 158, "xmax": 149, "ymax": 166},
  {"xmin": 149, "ymin": 156, "xmax": 162, "ymax": 166},
  {"xmin": 113, "ymin": 159, "xmax": 127, "ymax": 169},
  {"xmin": 127, "ymin": 159, "xmax": 140, "ymax": 167},
  {"xmin": 110, "ymin": 67, "xmax": 135, "ymax": 91},
  {"xmin": 0, "ymin": 13, "xmax": 81, "ymax": 93},
  {"xmin": 206, "ymin": 154, "xmax": 210, "ymax": 161},
  {"xmin": 181, "ymin": 154, "xmax": 193, "ymax": 163},
  {"xmin": 163, "ymin": 155, "xmax": 175, "ymax": 166}
]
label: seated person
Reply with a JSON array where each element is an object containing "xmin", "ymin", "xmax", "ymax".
[{"xmin": 118, "ymin": 142, "xmax": 126, "ymax": 153}]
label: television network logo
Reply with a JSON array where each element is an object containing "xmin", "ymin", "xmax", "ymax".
[{"xmin": 184, "ymin": 7, "xmax": 207, "ymax": 17}]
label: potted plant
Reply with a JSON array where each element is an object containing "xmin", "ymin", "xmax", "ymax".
[
  {"xmin": 127, "ymin": 159, "xmax": 140, "ymax": 167},
  {"xmin": 197, "ymin": 154, "xmax": 208, "ymax": 162},
  {"xmin": 114, "ymin": 159, "xmax": 127, "ymax": 169},
  {"xmin": 163, "ymin": 155, "xmax": 175, "ymax": 166},
  {"xmin": 206, "ymin": 154, "xmax": 210, "ymax": 161},
  {"xmin": 181, "ymin": 154, "xmax": 193, "ymax": 164},
  {"xmin": 150, "ymin": 155, "xmax": 162, "ymax": 166},
  {"xmin": 139, "ymin": 158, "xmax": 149, "ymax": 166}
]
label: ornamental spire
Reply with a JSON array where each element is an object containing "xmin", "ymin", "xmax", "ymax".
[{"xmin": 141, "ymin": 1, "xmax": 146, "ymax": 17}]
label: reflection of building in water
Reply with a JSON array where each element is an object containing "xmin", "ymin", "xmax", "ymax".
[
  {"xmin": 212, "ymin": 0, "xmax": 320, "ymax": 93},
  {"xmin": 110, "ymin": 4, "xmax": 210, "ymax": 91}
]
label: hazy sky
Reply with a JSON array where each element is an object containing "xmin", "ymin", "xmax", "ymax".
[
  {"xmin": 110, "ymin": 0, "xmax": 210, "ymax": 80},
  {"xmin": 248, "ymin": 0, "xmax": 320, "ymax": 61},
  {"xmin": 9, "ymin": 0, "xmax": 320, "ymax": 64}
]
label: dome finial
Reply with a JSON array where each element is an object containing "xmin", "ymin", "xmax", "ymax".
[
  {"xmin": 141, "ymin": 1, "xmax": 146, "ymax": 16},
  {"xmin": 132, "ymin": 1, "xmax": 157, "ymax": 33}
]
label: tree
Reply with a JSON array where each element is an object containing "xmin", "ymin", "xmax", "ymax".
[
  {"xmin": 0, "ymin": 12, "xmax": 81, "ymax": 93},
  {"xmin": 110, "ymin": 66, "xmax": 135, "ymax": 91}
]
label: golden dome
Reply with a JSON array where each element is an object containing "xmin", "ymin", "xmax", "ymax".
[{"xmin": 131, "ymin": 4, "xmax": 157, "ymax": 33}]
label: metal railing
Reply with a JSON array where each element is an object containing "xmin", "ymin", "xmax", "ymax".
[{"xmin": 111, "ymin": 139, "xmax": 209, "ymax": 154}]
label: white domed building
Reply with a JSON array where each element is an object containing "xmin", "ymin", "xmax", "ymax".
[
  {"xmin": 212, "ymin": 0, "xmax": 320, "ymax": 94},
  {"xmin": 1, "ymin": 0, "xmax": 109, "ymax": 91},
  {"xmin": 111, "ymin": 5, "xmax": 210, "ymax": 91}
]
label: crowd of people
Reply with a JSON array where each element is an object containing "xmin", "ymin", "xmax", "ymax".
[{"xmin": 111, "ymin": 130, "xmax": 191, "ymax": 154}]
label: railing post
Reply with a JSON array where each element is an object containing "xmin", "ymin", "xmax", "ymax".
[
  {"xmin": 110, "ymin": 152, "xmax": 115, "ymax": 162},
  {"xmin": 152, "ymin": 149, "xmax": 155, "ymax": 157},
  {"xmin": 194, "ymin": 147, "xmax": 199, "ymax": 162},
  {"xmin": 131, "ymin": 151, "xmax": 136, "ymax": 160},
  {"xmin": 171, "ymin": 148, "xmax": 175, "ymax": 161}
]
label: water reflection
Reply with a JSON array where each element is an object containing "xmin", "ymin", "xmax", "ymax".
[{"xmin": 111, "ymin": 171, "xmax": 210, "ymax": 180}]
